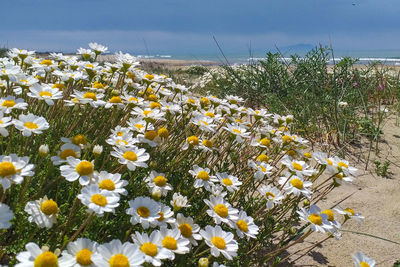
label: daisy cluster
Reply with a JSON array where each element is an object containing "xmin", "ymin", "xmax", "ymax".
[{"xmin": 0, "ymin": 44, "xmax": 366, "ymax": 266}]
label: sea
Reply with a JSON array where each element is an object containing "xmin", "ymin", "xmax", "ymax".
[{"xmin": 133, "ymin": 49, "xmax": 400, "ymax": 66}]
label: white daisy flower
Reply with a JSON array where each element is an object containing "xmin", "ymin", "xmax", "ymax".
[
  {"xmin": 27, "ymin": 83, "xmax": 63, "ymax": 106},
  {"xmin": 65, "ymin": 238, "xmax": 98, "ymax": 267},
  {"xmin": 182, "ymin": 135, "xmax": 201, "ymax": 150},
  {"xmin": 149, "ymin": 203, "xmax": 175, "ymax": 228},
  {"xmin": 278, "ymin": 173, "xmax": 312, "ymax": 198},
  {"xmin": 333, "ymin": 172, "xmax": 354, "ymax": 184},
  {"xmin": 281, "ymin": 155, "xmax": 314, "ymax": 178},
  {"xmin": 13, "ymin": 113, "xmax": 49, "ymax": 137},
  {"xmin": 89, "ymin": 42, "xmax": 108, "ymax": 55},
  {"xmin": 61, "ymin": 134, "xmax": 89, "ymax": 148},
  {"xmin": 51, "ymin": 143, "xmax": 81, "ymax": 166},
  {"xmin": 111, "ymin": 146, "xmax": 150, "ymax": 171},
  {"xmin": 136, "ymin": 130, "xmax": 160, "ymax": 147},
  {"xmin": 60, "ymin": 158, "xmax": 96, "ymax": 186},
  {"xmin": 230, "ymin": 211, "xmax": 259, "ymax": 239},
  {"xmin": 170, "ymin": 193, "xmax": 191, "ymax": 211},
  {"xmin": 126, "ymin": 196, "xmax": 161, "ymax": 229},
  {"xmin": 70, "ymin": 90, "xmax": 105, "ymax": 107},
  {"xmin": 223, "ymin": 123, "xmax": 251, "ymax": 143},
  {"xmin": 297, "ymin": 205, "xmax": 334, "ymax": 233},
  {"xmin": 216, "ymin": 172, "xmax": 242, "ymax": 192},
  {"xmin": 0, "ymin": 96, "xmax": 28, "ymax": 114},
  {"xmin": 258, "ymin": 185, "xmax": 284, "ymax": 209},
  {"xmin": 204, "ymin": 195, "xmax": 239, "ymax": 225},
  {"xmin": 159, "ymin": 226, "xmax": 190, "ymax": 257},
  {"xmin": 131, "ymin": 107, "xmax": 165, "ymax": 121},
  {"xmin": 0, "ymin": 154, "xmax": 34, "ymax": 190},
  {"xmin": 127, "ymin": 117, "xmax": 152, "ymax": 133},
  {"xmin": 106, "ymin": 132, "xmax": 138, "ymax": 148},
  {"xmin": 191, "ymin": 115, "xmax": 217, "ymax": 132},
  {"xmin": 189, "ymin": 165, "xmax": 218, "ymax": 190},
  {"xmin": 334, "ymin": 206, "xmax": 364, "ymax": 223},
  {"xmin": 351, "ymin": 251, "xmax": 376, "ymax": 267},
  {"xmin": 92, "ymin": 239, "xmax": 144, "ymax": 267},
  {"xmin": 15, "ymin": 242, "xmax": 75, "ymax": 267},
  {"xmin": 0, "ymin": 112, "xmax": 12, "ymax": 137},
  {"xmin": 145, "ymin": 171, "xmax": 172, "ymax": 197},
  {"xmin": 248, "ymin": 160, "xmax": 273, "ymax": 180},
  {"xmin": 96, "ymin": 171, "xmax": 128, "ymax": 196},
  {"xmin": 0, "ymin": 203, "xmax": 14, "ymax": 229},
  {"xmin": 131, "ymin": 230, "xmax": 173, "ymax": 266},
  {"xmin": 200, "ymin": 225, "xmax": 238, "ymax": 260},
  {"xmin": 320, "ymin": 209, "xmax": 342, "ymax": 234},
  {"xmin": 174, "ymin": 213, "xmax": 202, "ymax": 246},
  {"xmin": 77, "ymin": 184, "xmax": 120, "ymax": 216},
  {"xmin": 24, "ymin": 196, "xmax": 59, "ymax": 228}
]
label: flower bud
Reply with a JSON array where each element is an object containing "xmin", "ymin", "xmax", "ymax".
[
  {"xmin": 151, "ymin": 187, "xmax": 162, "ymax": 201},
  {"xmin": 93, "ymin": 145, "xmax": 103, "ymax": 156},
  {"xmin": 39, "ymin": 144, "xmax": 49, "ymax": 156},
  {"xmin": 198, "ymin": 258, "xmax": 209, "ymax": 267}
]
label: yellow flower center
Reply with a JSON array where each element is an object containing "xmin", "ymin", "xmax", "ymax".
[
  {"xmin": 292, "ymin": 162, "xmax": 303, "ymax": 171},
  {"xmin": 40, "ymin": 199, "xmax": 58, "ymax": 215},
  {"xmin": 109, "ymin": 254, "xmax": 129, "ymax": 267},
  {"xmin": 202, "ymin": 139, "xmax": 212, "ymax": 148},
  {"xmin": 150, "ymin": 102, "xmax": 161, "ymax": 109},
  {"xmin": 52, "ymin": 83, "xmax": 65, "ymax": 90},
  {"xmin": 338, "ymin": 161, "xmax": 349, "ymax": 168},
  {"xmin": 75, "ymin": 161, "xmax": 94, "ymax": 176},
  {"xmin": 145, "ymin": 74, "xmax": 154, "ymax": 80},
  {"xmin": 157, "ymin": 212, "xmax": 164, "ymax": 222},
  {"xmin": 200, "ymin": 97, "xmax": 210, "ymax": 105},
  {"xmin": 76, "ymin": 249, "xmax": 92, "ymax": 266},
  {"xmin": 140, "ymin": 243, "xmax": 158, "ymax": 257},
  {"xmin": 134, "ymin": 124, "xmax": 144, "ymax": 130},
  {"xmin": 259, "ymin": 165, "xmax": 267, "ymax": 172},
  {"xmin": 116, "ymin": 140, "xmax": 128, "ymax": 146},
  {"xmin": 0, "ymin": 120, "xmax": 2, "ymax": 124},
  {"xmin": 144, "ymin": 130, "xmax": 157, "ymax": 140},
  {"xmin": 283, "ymin": 135, "xmax": 292, "ymax": 143},
  {"xmin": 162, "ymin": 236, "xmax": 177, "ymax": 250},
  {"xmin": 205, "ymin": 112, "xmax": 214, "ymax": 117},
  {"xmin": 142, "ymin": 110, "xmax": 153, "ymax": 117},
  {"xmin": 59, "ymin": 149, "xmax": 77, "ymax": 160},
  {"xmin": 117, "ymin": 132, "xmax": 124, "ymax": 137},
  {"xmin": 147, "ymin": 95, "xmax": 158, "ymax": 102},
  {"xmin": 86, "ymin": 64, "xmax": 94, "ymax": 68},
  {"xmin": 232, "ymin": 128, "xmax": 241, "ymax": 134},
  {"xmin": 265, "ymin": 192, "xmax": 275, "ymax": 199},
  {"xmin": 187, "ymin": 98, "xmax": 196, "ymax": 104},
  {"xmin": 308, "ymin": 213, "xmax": 323, "ymax": 225},
  {"xmin": 0, "ymin": 162, "xmax": 16, "ymax": 177},
  {"xmin": 236, "ymin": 219, "xmax": 249, "ymax": 232},
  {"xmin": 214, "ymin": 204, "xmax": 228, "ymax": 218},
  {"xmin": 179, "ymin": 223, "xmax": 192, "ymax": 238},
  {"xmin": 91, "ymin": 194, "xmax": 107, "ymax": 206},
  {"xmin": 335, "ymin": 173, "xmax": 344, "ymax": 179},
  {"xmin": 187, "ymin": 136, "xmax": 199, "ymax": 146},
  {"xmin": 122, "ymin": 151, "xmax": 137, "ymax": 161},
  {"xmin": 72, "ymin": 134, "xmax": 87, "ymax": 145},
  {"xmin": 39, "ymin": 91, "xmax": 53, "ymax": 97},
  {"xmin": 40, "ymin": 59, "xmax": 53, "ymax": 66},
  {"xmin": 157, "ymin": 128, "xmax": 169, "ymax": 138},
  {"xmin": 24, "ymin": 122, "xmax": 39, "ymax": 129},
  {"xmin": 290, "ymin": 178, "xmax": 304, "ymax": 189},
  {"xmin": 222, "ymin": 178, "xmax": 233, "ymax": 186},
  {"xmin": 326, "ymin": 158, "xmax": 333, "ymax": 165},
  {"xmin": 83, "ymin": 92, "xmax": 97, "ymax": 101},
  {"xmin": 260, "ymin": 138, "xmax": 270, "ymax": 146},
  {"xmin": 211, "ymin": 237, "xmax": 226, "ymax": 250},
  {"xmin": 137, "ymin": 206, "xmax": 150, "ymax": 218},
  {"xmin": 197, "ymin": 171, "xmax": 210, "ymax": 181},
  {"xmin": 344, "ymin": 208, "xmax": 355, "ymax": 216},
  {"xmin": 154, "ymin": 176, "xmax": 167, "ymax": 186},
  {"xmin": 256, "ymin": 154, "xmax": 269, "ymax": 162},
  {"xmin": 93, "ymin": 82, "xmax": 104, "ymax": 89},
  {"xmin": 99, "ymin": 179, "xmax": 115, "ymax": 191},
  {"xmin": 1, "ymin": 100, "xmax": 15, "ymax": 107},
  {"xmin": 304, "ymin": 152, "xmax": 312, "ymax": 158},
  {"xmin": 360, "ymin": 262, "xmax": 370, "ymax": 267},
  {"xmin": 129, "ymin": 97, "xmax": 138, "ymax": 103},
  {"xmin": 34, "ymin": 251, "xmax": 58, "ymax": 267},
  {"xmin": 110, "ymin": 96, "xmax": 122, "ymax": 103},
  {"xmin": 322, "ymin": 209, "xmax": 334, "ymax": 221}
]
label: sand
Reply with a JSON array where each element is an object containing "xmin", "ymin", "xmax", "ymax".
[{"xmin": 288, "ymin": 114, "xmax": 400, "ymax": 266}]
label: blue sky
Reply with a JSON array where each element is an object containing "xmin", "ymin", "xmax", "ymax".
[{"xmin": 1, "ymin": 0, "xmax": 399, "ymax": 56}]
